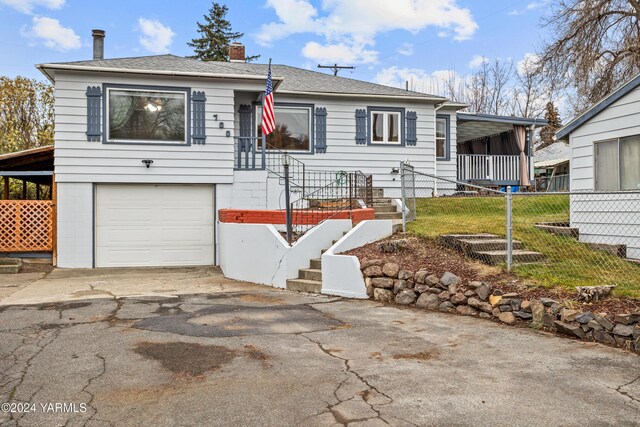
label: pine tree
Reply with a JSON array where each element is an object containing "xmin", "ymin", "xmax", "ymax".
[
  {"xmin": 188, "ymin": 2, "xmax": 259, "ymax": 62},
  {"xmin": 538, "ymin": 101, "xmax": 563, "ymax": 149}
]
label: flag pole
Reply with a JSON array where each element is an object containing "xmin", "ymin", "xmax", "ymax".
[{"xmin": 261, "ymin": 58, "xmax": 271, "ymax": 170}]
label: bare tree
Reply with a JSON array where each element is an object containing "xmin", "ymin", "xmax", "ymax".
[
  {"xmin": 487, "ymin": 59, "xmax": 514, "ymax": 115},
  {"xmin": 513, "ymin": 55, "xmax": 546, "ymax": 118},
  {"xmin": 465, "ymin": 61, "xmax": 490, "ymax": 113},
  {"xmin": 538, "ymin": 0, "xmax": 640, "ymax": 114}
]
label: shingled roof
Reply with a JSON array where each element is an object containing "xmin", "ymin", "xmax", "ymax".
[{"xmin": 37, "ymin": 54, "xmax": 446, "ymax": 102}]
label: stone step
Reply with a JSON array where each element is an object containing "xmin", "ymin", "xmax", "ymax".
[
  {"xmin": 374, "ymin": 205, "xmax": 397, "ymax": 213},
  {"xmin": 459, "ymin": 238, "xmax": 524, "ymax": 252},
  {"xmin": 438, "ymin": 234, "xmax": 500, "ymax": 251},
  {"xmin": 0, "ymin": 258, "xmax": 22, "ymax": 274},
  {"xmin": 473, "ymin": 250, "xmax": 545, "ymax": 265},
  {"xmin": 286, "ymin": 278, "xmax": 322, "ymax": 293},
  {"xmin": 299, "ymin": 268, "xmax": 322, "ymax": 281},
  {"xmin": 375, "ymin": 212, "xmax": 403, "ymax": 220},
  {"xmin": 309, "ymin": 258, "xmax": 322, "ymax": 269}
]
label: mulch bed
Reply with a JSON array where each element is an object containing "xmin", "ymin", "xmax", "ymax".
[{"xmin": 343, "ymin": 234, "xmax": 640, "ymax": 317}]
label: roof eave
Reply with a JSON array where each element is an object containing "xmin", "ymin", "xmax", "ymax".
[
  {"xmin": 35, "ymin": 63, "xmax": 284, "ymax": 83},
  {"xmin": 457, "ymin": 112, "xmax": 547, "ymax": 127},
  {"xmin": 276, "ymin": 89, "xmax": 447, "ymax": 102},
  {"xmin": 557, "ymin": 73, "xmax": 640, "ymax": 140}
]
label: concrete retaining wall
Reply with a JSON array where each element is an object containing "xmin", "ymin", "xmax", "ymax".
[
  {"xmin": 219, "ymin": 219, "xmax": 352, "ymax": 288},
  {"xmin": 321, "ymin": 220, "xmax": 393, "ymax": 298}
]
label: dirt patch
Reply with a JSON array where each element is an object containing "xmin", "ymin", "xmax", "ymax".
[
  {"xmin": 134, "ymin": 341, "xmax": 236, "ymax": 378},
  {"xmin": 244, "ymin": 344, "xmax": 271, "ymax": 368},
  {"xmin": 344, "ymin": 235, "xmax": 640, "ymax": 317},
  {"xmin": 344, "ymin": 236, "xmax": 506, "ymax": 286},
  {"xmin": 392, "ymin": 350, "xmax": 439, "ymax": 361}
]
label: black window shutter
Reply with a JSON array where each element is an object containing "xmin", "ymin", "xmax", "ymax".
[
  {"xmin": 238, "ymin": 104, "xmax": 252, "ymax": 153},
  {"xmin": 192, "ymin": 91, "xmax": 206, "ymax": 144},
  {"xmin": 86, "ymin": 86, "xmax": 102, "ymax": 142},
  {"xmin": 315, "ymin": 107, "xmax": 327, "ymax": 153},
  {"xmin": 355, "ymin": 109, "xmax": 367, "ymax": 145},
  {"xmin": 406, "ymin": 111, "xmax": 417, "ymax": 146}
]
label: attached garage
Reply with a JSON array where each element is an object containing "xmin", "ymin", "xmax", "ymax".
[{"xmin": 95, "ymin": 184, "xmax": 214, "ymax": 267}]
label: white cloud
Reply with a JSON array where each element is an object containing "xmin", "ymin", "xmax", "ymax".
[
  {"xmin": 26, "ymin": 16, "xmax": 80, "ymax": 51},
  {"xmin": 0, "ymin": 0, "xmax": 64, "ymax": 14},
  {"xmin": 257, "ymin": 0, "xmax": 478, "ymax": 64},
  {"xmin": 302, "ymin": 40, "xmax": 377, "ymax": 64},
  {"xmin": 137, "ymin": 18, "xmax": 175, "ymax": 54},
  {"xmin": 374, "ymin": 66, "xmax": 465, "ymax": 95},
  {"xmin": 517, "ymin": 52, "xmax": 540, "ymax": 75},
  {"xmin": 468, "ymin": 54, "xmax": 488, "ymax": 69},
  {"xmin": 397, "ymin": 43, "xmax": 414, "ymax": 57},
  {"xmin": 509, "ymin": 0, "xmax": 551, "ymax": 15}
]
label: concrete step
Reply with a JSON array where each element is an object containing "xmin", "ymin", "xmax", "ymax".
[
  {"xmin": 371, "ymin": 188, "xmax": 385, "ymax": 199},
  {"xmin": 372, "ymin": 198, "xmax": 392, "ymax": 206},
  {"xmin": 310, "ymin": 258, "xmax": 322, "ymax": 269},
  {"xmin": 438, "ymin": 234, "xmax": 500, "ymax": 251},
  {"xmin": 286, "ymin": 278, "xmax": 322, "ymax": 293},
  {"xmin": 473, "ymin": 250, "xmax": 545, "ymax": 265},
  {"xmin": 299, "ymin": 268, "xmax": 322, "ymax": 281},
  {"xmin": 0, "ymin": 258, "xmax": 22, "ymax": 274},
  {"xmin": 374, "ymin": 205, "xmax": 397, "ymax": 213},
  {"xmin": 375, "ymin": 212, "xmax": 403, "ymax": 220},
  {"xmin": 392, "ymin": 220, "xmax": 403, "ymax": 233},
  {"xmin": 459, "ymin": 239, "xmax": 524, "ymax": 253}
]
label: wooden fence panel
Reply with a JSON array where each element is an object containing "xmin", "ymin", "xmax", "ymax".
[{"xmin": 0, "ymin": 200, "xmax": 54, "ymax": 252}]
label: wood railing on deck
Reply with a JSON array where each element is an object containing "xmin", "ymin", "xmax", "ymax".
[
  {"xmin": 457, "ymin": 154, "xmax": 521, "ymax": 182},
  {"xmin": 0, "ymin": 200, "xmax": 54, "ymax": 252}
]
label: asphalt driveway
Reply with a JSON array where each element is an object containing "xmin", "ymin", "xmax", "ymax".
[{"xmin": 0, "ymin": 268, "xmax": 639, "ymax": 426}]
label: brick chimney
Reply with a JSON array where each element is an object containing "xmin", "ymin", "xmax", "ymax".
[
  {"xmin": 92, "ymin": 29, "xmax": 105, "ymax": 60},
  {"xmin": 229, "ymin": 42, "xmax": 245, "ymax": 62}
]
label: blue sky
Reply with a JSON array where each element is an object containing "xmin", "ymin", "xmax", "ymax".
[{"xmin": 0, "ymin": 0, "xmax": 551, "ymax": 93}]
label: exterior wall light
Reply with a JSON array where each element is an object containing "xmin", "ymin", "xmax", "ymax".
[{"xmin": 142, "ymin": 159, "xmax": 153, "ymax": 168}]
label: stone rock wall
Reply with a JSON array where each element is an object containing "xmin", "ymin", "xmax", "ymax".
[{"xmin": 361, "ymin": 259, "xmax": 640, "ymax": 353}]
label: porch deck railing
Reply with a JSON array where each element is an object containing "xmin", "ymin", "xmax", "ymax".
[
  {"xmin": 234, "ymin": 136, "xmax": 373, "ymax": 205},
  {"xmin": 457, "ymin": 154, "xmax": 521, "ymax": 183}
]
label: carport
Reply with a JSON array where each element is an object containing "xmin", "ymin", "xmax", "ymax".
[{"xmin": 0, "ymin": 146, "xmax": 55, "ymax": 256}]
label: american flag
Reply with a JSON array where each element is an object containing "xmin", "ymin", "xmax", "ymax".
[{"xmin": 261, "ymin": 61, "xmax": 275, "ymax": 135}]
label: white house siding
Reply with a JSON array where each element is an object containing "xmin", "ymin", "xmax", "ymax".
[
  {"xmin": 570, "ymin": 85, "xmax": 640, "ymax": 191},
  {"xmin": 570, "ymin": 193, "xmax": 640, "ymax": 259},
  {"xmin": 568, "ymin": 85, "xmax": 640, "ymax": 260},
  {"xmin": 234, "ymin": 94, "xmax": 437, "ymax": 199},
  {"xmin": 54, "ymin": 71, "xmax": 264, "ymax": 184}
]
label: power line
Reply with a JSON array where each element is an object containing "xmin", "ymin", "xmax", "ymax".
[{"xmin": 317, "ymin": 64, "xmax": 355, "ymax": 76}]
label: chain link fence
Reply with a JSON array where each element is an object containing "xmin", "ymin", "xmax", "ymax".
[{"xmin": 401, "ymin": 162, "xmax": 640, "ymax": 296}]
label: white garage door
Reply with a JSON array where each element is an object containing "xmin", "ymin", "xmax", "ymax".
[{"xmin": 96, "ymin": 184, "xmax": 214, "ymax": 267}]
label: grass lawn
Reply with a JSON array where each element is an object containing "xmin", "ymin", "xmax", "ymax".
[{"xmin": 408, "ymin": 195, "xmax": 640, "ymax": 298}]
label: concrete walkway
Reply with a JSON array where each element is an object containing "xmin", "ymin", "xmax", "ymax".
[
  {"xmin": 0, "ymin": 268, "xmax": 639, "ymax": 426},
  {"xmin": 0, "ymin": 266, "xmax": 255, "ymax": 306}
]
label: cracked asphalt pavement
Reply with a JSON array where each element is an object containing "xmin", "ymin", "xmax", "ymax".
[{"xmin": 0, "ymin": 268, "xmax": 639, "ymax": 426}]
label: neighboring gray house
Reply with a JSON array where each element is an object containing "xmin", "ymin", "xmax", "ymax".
[
  {"xmin": 37, "ymin": 31, "xmax": 543, "ymax": 269},
  {"xmin": 533, "ymin": 141, "xmax": 570, "ymax": 191},
  {"xmin": 557, "ymin": 73, "xmax": 640, "ymax": 259}
]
